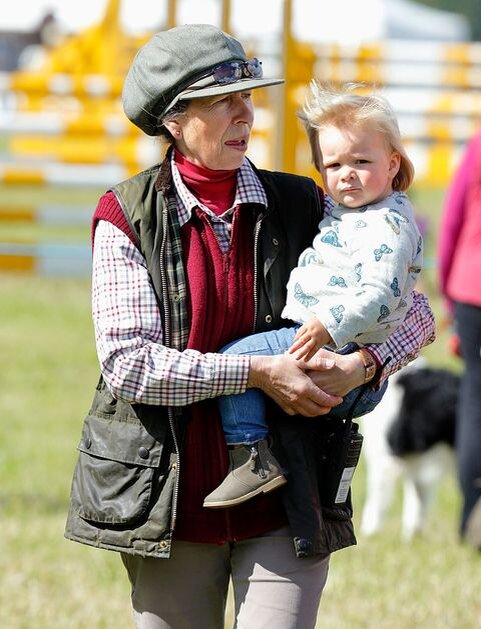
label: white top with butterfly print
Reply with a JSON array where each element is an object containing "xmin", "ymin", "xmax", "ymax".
[{"xmin": 281, "ymin": 191, "xmax": 423, "ymax": 348}]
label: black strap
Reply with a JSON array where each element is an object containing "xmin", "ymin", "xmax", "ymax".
[{"xmin": 344, "ymin": 356, "xmax": 392, "ymax": 429}]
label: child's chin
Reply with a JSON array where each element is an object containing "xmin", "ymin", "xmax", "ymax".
[{"xmin": 340, "ymin": 197, "xmax": 362, "ymax": 208}]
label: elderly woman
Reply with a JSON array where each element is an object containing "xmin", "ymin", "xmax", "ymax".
[{"xmin": 65, "ymin": 24, "xmax": 435, "ymax": 629}]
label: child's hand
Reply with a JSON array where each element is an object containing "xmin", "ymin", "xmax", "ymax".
[{"xmin": 288, "ymin": 317, "xmax": 331, "ymax": 361}]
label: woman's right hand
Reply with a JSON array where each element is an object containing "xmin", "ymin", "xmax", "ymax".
[{"xmin": 247, "ymin": 353, "xmax": 342, "ymax": 417}]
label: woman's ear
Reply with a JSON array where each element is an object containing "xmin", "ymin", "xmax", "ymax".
[{"xmin": 164, "ymin": 119, "xmax": 181, "ymax": 138}]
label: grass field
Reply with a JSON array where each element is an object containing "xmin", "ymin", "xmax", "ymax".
[{"xmin": 1, "ymin": 184, "xmax": 480, "ymax": 628}]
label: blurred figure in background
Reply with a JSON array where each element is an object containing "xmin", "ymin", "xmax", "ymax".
[{"xmin": 438, "ymin": 129, "xmax": 481, "ymax": 550}]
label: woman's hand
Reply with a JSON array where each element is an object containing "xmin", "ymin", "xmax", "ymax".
[
  {"xmin": 247, "ymin": 352, "xmax": 342, "ymax": 417},
  {"xmin": 300, "ymin": 348, "xmax": 366, "ymax": 397}
]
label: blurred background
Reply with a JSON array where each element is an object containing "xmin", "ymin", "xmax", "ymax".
[{"xmin": 1, "ymin": 1, "xmax": 479, "ymax": 627}]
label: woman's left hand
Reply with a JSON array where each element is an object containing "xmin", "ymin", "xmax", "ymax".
[{"xmin": 299, "ymin": 349, "xmax": 366, "ymax": 397}]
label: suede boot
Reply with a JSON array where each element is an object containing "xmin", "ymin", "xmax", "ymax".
[{"xmin": 203, "ymin": 439, "xmax": 287, "ymax": 508}]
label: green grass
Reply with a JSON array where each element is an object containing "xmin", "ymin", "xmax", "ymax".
[
  {"xmin": 320, "ymin": 483, "xmax": 481, "ymax": 629},
  {"xmin": 1, "ymin": 185, "xmax": 479, "ymax": 628},
  {"xmin": 0, "ymin": 276, "xmax": 133, "ymax": 628}
]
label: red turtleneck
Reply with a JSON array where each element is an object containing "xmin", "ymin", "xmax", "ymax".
[{"xmin": 174, "ymin": 149, "xmax": 237, "ymax": 215}]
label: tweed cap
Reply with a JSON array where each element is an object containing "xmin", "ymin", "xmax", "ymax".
[{"xmin": 122, "ymin": 24, "xmax": 284, "ymax": 135}]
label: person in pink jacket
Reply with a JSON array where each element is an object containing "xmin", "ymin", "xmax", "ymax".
[{"xmin": 438, "ymin": 130, "xmax": 481, "ymax": 550}]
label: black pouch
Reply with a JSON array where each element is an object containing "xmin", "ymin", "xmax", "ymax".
[
  {"xmin": 316, "ymin": 383, "xmax": 369, "ymax": 507},
  {"xmin": 317, "ymin": 419, "xmax": 363, "ymax": 507}
]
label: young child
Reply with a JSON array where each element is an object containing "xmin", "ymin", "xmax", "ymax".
[{"xmin": 203, "ymin": 82, "xmax": 423, "ymax": 509}]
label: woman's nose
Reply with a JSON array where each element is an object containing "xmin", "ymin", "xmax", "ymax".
[{"xmin": 233, "ymin": 96, "xmax": 254, "ymax": 124}]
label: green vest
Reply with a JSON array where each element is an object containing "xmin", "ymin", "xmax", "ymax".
[{"xmin": 65, "ymin": 157, "xmax": 356, "ymax": 559}]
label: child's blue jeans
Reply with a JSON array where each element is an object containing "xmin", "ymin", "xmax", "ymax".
[{"xmin": 218, "ymin": 326, "xmax": 387, "ymax": 445}]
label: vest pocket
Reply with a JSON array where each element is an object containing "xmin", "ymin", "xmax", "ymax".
[{"xmin": 71, "ymin": 414, "xmax": 164, "ymax": 525}]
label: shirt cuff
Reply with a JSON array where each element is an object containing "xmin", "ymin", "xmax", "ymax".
[{"xmin": 210, "ymin": 353, "xmax": 251, "ymax": 398}]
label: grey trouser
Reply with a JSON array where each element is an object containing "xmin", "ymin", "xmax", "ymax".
[{"xmin": 121, "ymin": 527, "xmax": 330, "ymax": 629}]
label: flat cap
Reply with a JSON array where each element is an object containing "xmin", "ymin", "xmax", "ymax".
[{"xmin": 122, "ymin": 24, "xmax": 283, "ymax": 135}]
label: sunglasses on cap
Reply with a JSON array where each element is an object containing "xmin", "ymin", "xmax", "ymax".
[{"xmin": 208, "ymin": 58, "xmax": 263, "ymax": 84}]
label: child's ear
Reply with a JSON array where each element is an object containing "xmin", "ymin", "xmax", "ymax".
[{"xmin": 389, "ymin": 151, "xmax": 401, "ymax": 178}]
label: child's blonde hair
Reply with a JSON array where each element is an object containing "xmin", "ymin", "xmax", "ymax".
[{"xmin": 298, "ymin": 81, "xmax": 414, "ymax": 191}]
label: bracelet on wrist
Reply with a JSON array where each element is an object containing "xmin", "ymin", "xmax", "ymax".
[{"xmin": 358, "ymin": 348, "xmax": 377, "ymax": 384}]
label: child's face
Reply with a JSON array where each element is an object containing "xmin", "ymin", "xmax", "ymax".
[{"xmin": 317, "ymin": 124, "xmax": 401, "ymax": 208}]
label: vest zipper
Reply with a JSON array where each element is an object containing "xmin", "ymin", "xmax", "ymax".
[
  {"xmin": 159, "ymin": 205, "xmax": 181, "ymax": 537},
  {"xmin": 252, "ymin": 217, "xmax": 262, "ymax": 332}
]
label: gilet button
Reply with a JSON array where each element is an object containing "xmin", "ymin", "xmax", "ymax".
[
  {"xmin": 138, "ymin": 447, "xmax": 150, "ymax": 459},
  {"xmin": 265, "ymin": 314, "xmax": 272, "ymax": 324}
]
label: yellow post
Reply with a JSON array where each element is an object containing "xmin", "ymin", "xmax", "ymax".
[
  {"xmin": 221, "ymin": 0, "xmax": 231, "ymax": 32},
  {"xmin": 279, "ymin": 0, "xmax": 297, "ymax": 174},
  {"xmin": 167, "ymin": 0, "xmax": 177, "ymax": 29},
  {"xmin": 277, "ymin": 0, "xmax": 316, "ymax": 177},
  {"xmin": 97, "ymin": 0, "xmax": 121, "ymax": 76},
  {"xmin": 274, "ymin": 0, "xmax": 290, "ymax": 172}
]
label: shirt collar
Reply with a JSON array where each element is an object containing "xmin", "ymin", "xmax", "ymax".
[
  {"xmin": 170, "ymin": 152, "xmax": 268, "ymax": 226},
  {"xmin": 324, "ymin": 194, "xmax": 336, "ymax": 216}
]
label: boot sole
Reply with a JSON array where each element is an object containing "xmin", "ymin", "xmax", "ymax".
[{"xmin": 203, "ymin": 475, "xmax": 287, "ymax": 509}]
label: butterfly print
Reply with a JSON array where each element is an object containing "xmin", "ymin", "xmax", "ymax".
[
  {"xmin": 328, "ymin": 276, "xmax": 347, "ymax": 288},
  {"xmin": 294, "ymin": 282, "xmax": 319, "ymax": 308},
  {"xmin": 391, "ymin": 277, "xmax": 401, "ymax": 297},
  {"xmin": 374, "ymin": 244, "xmax": 393, "ymax": 261},
  {"xmin": 377, "ymin": 305, "xmax": 390, "ymax": 322},
  {"xmin": 330, "ymin": 305, "xmax": 345, "ymax": 323},
  {"xmin": 320, "ymin": 230, "xmax": 342, "ymax": 247}
]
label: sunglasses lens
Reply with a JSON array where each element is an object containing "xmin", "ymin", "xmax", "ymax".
[
  {"xmin": 211, "ymin": 58, "xmax": 263, "ymax": 84},
  {"xmin": 245, "ymin": 59, "xmax": 263, "ymax": 78},
  {"xmin": 213, "ymin": 62, "xmax": 243, "ymax": 84}
]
